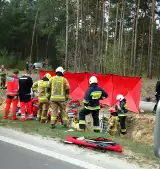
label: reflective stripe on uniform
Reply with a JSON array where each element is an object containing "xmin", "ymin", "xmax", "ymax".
[
  {"xmin": 79, "ymin": 120, "xmax": 86, "ymax": 124},
  {"xmin": 41, "ymin": 116, "xmax": 46, "ymax": 120},
  {"xmin": 93, "ymin": 126, "xmax": 100, "ymax": 130},
  {"xmin": 111, "ymin": 129, "xmax": 117, "ymax": 132},
  {"xmin": 118, "ymin": 114, "xmax": 128, "ymax": 117},
  {"xmin": 63, "ymin": 116, "xmax": 68, "ymax": 121},
  {"xmin": 84, "ymin": 106, "xmax": 100, "ymax": 110},
  {"xmin": 21, "ymin": 114, "xmax": 25, "ymax": 118},
  {"xmin": 121, "ymin": 129, "xmax": 126, "ymax": 132},
  {"xmin": 50, "ymin": 96, "xmax": 65, "ymax": 101},
  {"xmin": 28, "ymin": 114, "xmax": 33, "ymax": 118},
  {"xmin": 38, "ymin": 97, "xmax": 48, "ymax": 102},
  {"xmin": 7, "ymin": 92, "xmax": 18, "ymax": 95},
  {"xmin": 51, "ymin": 116, "xmax": 57, "ymax": 120}
]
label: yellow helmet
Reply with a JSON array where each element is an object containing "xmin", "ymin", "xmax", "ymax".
[{"xmin": 44, "ymin": 73, "xmax": 51, "ymax": 80}]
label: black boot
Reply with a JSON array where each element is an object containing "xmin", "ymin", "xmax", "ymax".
[{"xmin": 51, "ymin": 124, "xmax": 56, "ymax": 129}]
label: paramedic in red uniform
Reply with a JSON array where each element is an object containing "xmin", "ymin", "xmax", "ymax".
[
  {"xmin": 19, "ymin": 73, "xmax": 33, "ymax": 121},
  {"xmin": 4, "ymin": 70, "xmax": 19, "ymax": 120}
]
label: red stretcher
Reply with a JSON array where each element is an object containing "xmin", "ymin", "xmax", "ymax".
[{"xmin": 64, "ymin": 136, "xmax": 122, "ymax": 152}]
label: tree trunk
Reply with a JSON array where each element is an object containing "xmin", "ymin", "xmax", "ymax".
[
  {"xmin": 117, "ymin": 1, "xmax": 123, "ymax": 74},
  {"xmin": 148, "ymin": 0, "xmax": 155, "ymax": 79},
  {"xmin": 36, "ymin": 35, "xmax": 38, "ymax": 62},
  {"xmin": 29, "ymin": 8, "xmax": 40, "ymax": 64},
  {"xmin": 133, "ymin": 0, "xmax": 140, "ymax": 75},
  {"xmin": 104, "ymin": 0, "xmax": 110, "ymax": 73},
  {"xmin": 112, "ymin": 0, "xmax": 119, "ymax": 74},
  {"xmin": 120, "ymin": 0, "xmax": 126, "ymax": 75},
  {"xmin": 45, "ymin": 34, "xmax": 50, "ymax": 59},
  {"xmin": 74, "ymin": 0, "xmax": 79, "ymax": 71},
  {"xmin": 65, "ymin": 0, "xmax": 69, "ymax": 70},
  {"xmin": 130, "ymin": 5, "xmax": 136, "ymax": 75}
]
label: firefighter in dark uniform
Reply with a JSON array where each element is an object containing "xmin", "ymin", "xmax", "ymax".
[
  {"xmin": 153, "ymin": 80, "xmax": 160, "ymax": 113},
  {"xmin": 79, "ymin": 76, "xmax": 108, "ymax": 133},
  {"xmin": 115, "ymin": 94, "xmax": 128, "ymax": 136}
]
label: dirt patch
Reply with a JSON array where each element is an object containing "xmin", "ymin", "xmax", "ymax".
[
  {"xmin": 98, "ymin": 109, "xmax": 155, "ymax": 145},
  {"xmin": 127, "ymin": 114, "xmax": 155, "ymax": 145}
]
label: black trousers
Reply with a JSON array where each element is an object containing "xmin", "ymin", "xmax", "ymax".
[
  {"xmin": 79, "ymin": 108, "xmax": 100, "ymax": 132},
  {"xmin": 119, "ymin": 116, "xmax": 127, "ymax": 135},
  {"xmin": 153, "ymin": 95, "xmax": 160, "ymax": 112}
]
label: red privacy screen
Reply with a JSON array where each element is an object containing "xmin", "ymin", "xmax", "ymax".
[{"xmin": 40, "ymin": 71, "xmax": 142, "ymax": 113}]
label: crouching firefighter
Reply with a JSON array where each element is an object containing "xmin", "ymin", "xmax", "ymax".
[
  {"xmin": 115, "ymin": 94, "xmax": 128, "ymax": 135},
  {"xmin": 32, "ymin": 73, "xmax": 51, "ymax": 123},
  {"xmin": 79, "ymin": 76, "xmax": 108, "ymax": 133},
  {"xmin": 48, "ymin": 67, "xmax": 70, "ymax": 129},
  {"xmin": 107, "ymin": 107, "xmax": 119, "ymax": 136},
  {"xmin": 4, "ymin": 70, "xmax": 19, "ymax": 120}
]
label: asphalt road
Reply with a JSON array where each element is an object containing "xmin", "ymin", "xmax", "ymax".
[{"xmin": 0, "ymin": 140, "xmax": 83, "ymax": 169}]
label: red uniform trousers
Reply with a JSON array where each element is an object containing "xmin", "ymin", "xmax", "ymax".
[
  {"xmin": 20, "ymin": 101, "xmax": 33, "ymax": 121},
  {"xmin": 4, "ymin": 96, "xmax": 18, "ymax": 120}
]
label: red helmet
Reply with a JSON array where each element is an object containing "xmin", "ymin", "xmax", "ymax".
[{"xmin": 109, "ymin": 107, "xmax": 116, "ymax": 113}]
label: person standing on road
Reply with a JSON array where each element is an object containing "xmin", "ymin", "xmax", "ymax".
[
  {"xmin": 4, "ymin": 70, "xmax": 19, "ymax": 120},
  {"xmin": 153, "ymin": 79, "xmax": 160, "ymax": 113},
  {"xmin": 32, "ymin": 73, "xmax": 51, "ymax": 123},
  {"xmin": 19, "ymin": 73, "xmax": 33, "ymax": 121},
  {"xmin": 79, "ymin": 76, "xmax": 108, "ymax": 133},
  {"xmin": 48, "ymin": 67, "xmax": 70, "ymax": 129},
  {"xmin": 0, "ymin": 65, "xmax": 7, "ymax": 90}
]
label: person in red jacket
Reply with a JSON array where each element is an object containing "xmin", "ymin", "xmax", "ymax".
[{"xmin": 4, "ymin": 70, "xmax": 19, "ymax": 120}]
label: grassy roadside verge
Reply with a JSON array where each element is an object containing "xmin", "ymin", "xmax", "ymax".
[{"xmin": 0, "ymin": 114, "xmax": 157, "ymax": 164}]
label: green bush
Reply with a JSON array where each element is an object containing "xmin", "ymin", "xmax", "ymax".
[
  {"xmin": 0, "ymin": 49, "xmax": 18, "ymax": 68},
  {"xmin": 0, "ymin": 49, "xmax": 26, "ymax": 70}
]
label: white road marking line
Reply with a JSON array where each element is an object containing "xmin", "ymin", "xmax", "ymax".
[{"xmin": 0, "ymin": 136, "xmax": 106, "ymax": 169}]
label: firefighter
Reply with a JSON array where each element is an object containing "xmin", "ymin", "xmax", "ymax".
[
  {"xmin": 19, "ymin": 73, "xmax": 33, "ymax": 121},
  {"xmin": 32, "ymin": 73, "xmax": 51, "ymax": 123},
  {"xmin": 0, "ymin": 65, "xmax": 7, "ymax": 90},
  {"xmin": 79, "ymin": 76, "xmax": 108, "ymax": 133},
  {"xmin": 4, "ymin": 70, "xmax": 19, "ymax": 120},
  {"xmin": 107, "ymin": 107, "xmax": 119, "ymax": 136},
  {"xmin": 48, "ymin": 66, "xmax": 70, "ymax": 129},
  {"xmin": 115, "ymin": 94, "xmax": 128, "ymax": 135}
]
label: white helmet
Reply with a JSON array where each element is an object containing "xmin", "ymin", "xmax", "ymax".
[
  {"xmin": 89, "ymin": 76, "xmax": 98, "ymax": 84},
  {"xmin": 56, "ymin": 67, "xmax": 65, "ymax": 74},
  {"xmin": 116, "ymin": 94, "xmax": 124, "ymax": 101}
]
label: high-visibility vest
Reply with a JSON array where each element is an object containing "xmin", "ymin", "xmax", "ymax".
[
  {"xmin": 37, "ymin": 80, "xmax": 49, "ymax": 103},
  {"xmin": 6, "ymin": 74, "xmax": 19, "ymax": 96},
  {"xmin": 50, "ymin": 76, "xmax": 66, "ymax": 101}
]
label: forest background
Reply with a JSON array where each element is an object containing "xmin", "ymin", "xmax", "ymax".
[{"xmin": 0, "ymin": 0, "xmax": 159, "ymax": 79}]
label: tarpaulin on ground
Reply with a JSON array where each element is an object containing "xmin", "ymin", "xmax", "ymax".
[{"xmin": 40, "ymin": 71, "xmax": 142, "ymax": 113}]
